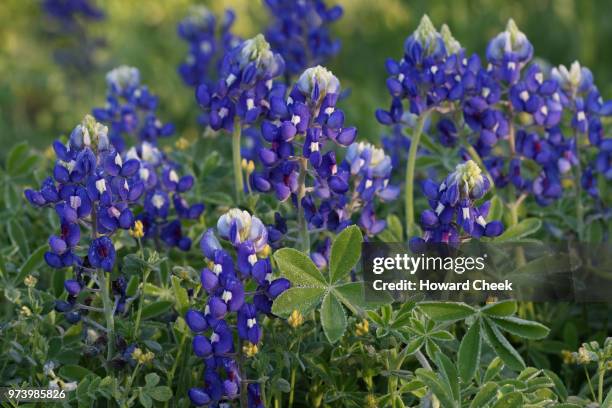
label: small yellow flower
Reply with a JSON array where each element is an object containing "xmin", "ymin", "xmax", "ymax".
[
  {"xmin": 132, "ymin": 347, "xmax": 155, "ymax": 365},
  {"xmin": 241, "ymin": 159, "xmax": 255, "ymax": 175},
  {"xmin": 561, "ymin": 350, "xmax": 575, "ymax": 364},
  {"xmin": 24, "ymin": 275, "xmax": 38, "ymax": 288},
  {"xmin": 129, "ymin": 220, "xmax": 145, "ymax": 239},
  {"xmin": 562, "ymin": 178, "xmax": 574, "ymax": 189},
  {"xmin": 242, "ymin": 342, "xmax": 259, "ymax": 357},
  {"xmin": 257, "ymin": 244, "xmax": 272, "ymax": 258},
  {"xmin": 355, "ymin": 319, "xmax": 369, "ymax": 336},
  {"xmin": 288, "ymin": 310, "xmax": 304, "ymax": 329},
  {"xmin": 175, "ymin": 137, "xmax": 190, "ymax": 150},
  {"xmin": 20, "ymin": 306, "xmax": 32, "ymax": 317},
  {"xmin": 365, "ymin": 394, "xmax": 378, "ymax": 408},
  {"xmin": 485, "ymin": 296, "xmax": 498, "ymax": 304}
]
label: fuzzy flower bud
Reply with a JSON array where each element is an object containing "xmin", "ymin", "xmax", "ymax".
[
  {"xmin": 297, "ymin": 65, "xmax": 340, "ymax": 102},
  {"xmin": 355, "ymin": 319, "xmax": 369, "ymax": 336}
]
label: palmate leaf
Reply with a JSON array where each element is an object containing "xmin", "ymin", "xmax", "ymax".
[{"xmin": 481, "ymin": 300, "xmax": 517, "ymax": 317}]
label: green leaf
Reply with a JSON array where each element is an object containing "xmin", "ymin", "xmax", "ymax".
[
  {"xmin": 171, "ymin": 276, "xmax": 190, "ymax": 315},
  {"xmin": 491, "ymin": 391, "xmax": 523, "ymax": 408},
  {"xmin": 543, "ymin": 369, "xmax": 567, "ymax": 401},
  {"xmin": 144, "ymin": 373, "xmax": 160, "ymax": 388},
  {"xmin": 8, "ymin": 219, "xmax": 29, "ymax": 257},
  {"xmin": 141, "ymin": 301, "xmax": 173, "ymax": 320},
  {"xmin": 329, "ymin": 225, "xmax": 362, "ymax": 283},
  {"xmin": 271, "ymin": 287, "xmax": 325, "ymax": 317},
  {"xmin": 418, "ymin": 302, "xmax": 476, "ymax": 321},
  {"xmin": 429, "ymin": 330, "xmax": 454, "ymax": 341},
  {"xmin": 273, "ymin": 378, "xmax": 291, "ymax": 393},
  {"xmin": 273, "ymin": 248, "xmax": 326, "ymax": 288},
  {"xmin": 149, "ymin": 386, "xmax": 172, "ymax": 401},
  {"xmin": 6, "ymin": 142, "xmax": 29, "ymax": 175},
  {"xmin": 387, "ymin": 214, "xmax": 403, "ymax": 241},
  {"xmin": 483, "ymin": 357, "xmax": 504, "ymax": 382},
  {"xmin": 435, "ymin": 352, "xmax": 460, "ymax": 403},
  {"xmin": 481, "ymin": 300, "xmax": 517, "ymax": 317},
  {"xmin": 333, "ymin": 281, "xmax": 390, "ymax": 312},
  {"xmin": 403, "ymin": 337, "xmax": 424, "ymax": 355},
  {"xmin": 14, "ymin": 244, "xmax": 46, "ymax": 284},
  {"xmin": 139, "ymin": 391, "xmax": 153, "ymax": 408},
  {"xmin": 415, "ymin": 369, "xmax": 456, "ymax": 408},
  {"xmin": 59, "ymin": 365, "xmax": 94, "ymax": 381},
  {"xmin": 458, "ymin": 320, "xmax": 482, "ymax": 383},
  {"xmin": 488, "ymin": 196, "xmax": 504, "ymax": 222},
  {"xmin": 320, "ymin": 292, "xmax": 347, "ymax": 343},
  {"xmin": 497, "ymin": 218, "xmax": 542, "ymax": 241},
  {"xmin": 482, "ymin": 319, "xmax": 525, "ymax": 371},
  {"xmin": 490, "ymin": 316, "xmax": 550, "ymax": 339},
  {"xmin": 468, "ymin": 382, "xmax": 498, "ymax": 408}
]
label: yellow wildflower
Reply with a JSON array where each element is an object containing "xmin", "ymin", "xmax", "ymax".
[
  {"xmin": 129, "ymin": 220, "xmax": 145, "ymax": 239},
  {"xmin": 355, "ymin": 319, "xmax": 369, "ymax": 336},
  {"xmin": 243, "ymin": 342, "xmax": 259, "ymax": 357},
  {"xmin": 288, "ymin": 310, "xmax": 304, "ymax": 328}
]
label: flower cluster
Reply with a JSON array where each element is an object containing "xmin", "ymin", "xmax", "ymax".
[
  {"xmin": 93, "ymin": 66, "xmax": 204, "ymax": 249},
  {"xmin": 377, "ymin": 16, "xmax": 612, "ymax": 208},
  {"xmin": 187, "ymin": 209, "xmax": 289, "ymax": 406},
  {"xmin": 250, "ymin": 66, "xmax": 395, "ymax": 239},
  {"xmin": 264, "ymin": 0, "xmax": 343, "ymax": 77},
  {"xmin": 41, "ymin": 0, "xmax": 105, "ymax": 72},
  {"xmin": 413, "ymin": 160, "xmax": 503, "ymax": 245},
  {"xmin": 196, "ymin": 34, "xmax": 285, "ymax": 132},
  {"xmin": 25, "ymin": 115, "xmax": 141, "ymax": 322},
  {"xmin": 177, "ymin": 6, "xmax": 240, "ymax": 89}
]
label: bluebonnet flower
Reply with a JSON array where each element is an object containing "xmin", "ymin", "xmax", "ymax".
[
  {"xmin": 264, "ymin": 0, "xmax": 343, "ymax": 77},
  {"xmin": 196, "ymin": 34, "xmax": 285, "ymax": 131},
  {"xmin": 250, "ymin": 66, "xmax": 396, "ymax": 255},
  {"xmin": 413, "ymin": 160, "xmax": 504, "ymax": 245},
  {"xmin": 486, "ymin": 19, "xmax": 533, "ymax": 84},
  {"xmin": 93, "ymin": 66, "xmax": 204, "ymax": 249},
  {"xmin": 177, "ymin": 6, "xmax": 240, "ymax": 89},
  {"xmin": 41, "ymin": 0, "xmax": 105, "ymax": 72},
  {"xmin": 188, "ymin": 209, "xmax": 289, "ymax": 406},
  {"xmin": 25, "ymin": 115, "xmax": 143, "ymax": 323}
]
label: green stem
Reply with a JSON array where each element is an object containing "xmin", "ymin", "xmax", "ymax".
[
  {"xmin": 297, "ymin": 157, "xmax": 310, "ymax": 253},
  {"xmin": 164, "ymin": 332, "xmax": 188, "ymax": 408},
  {"xmin": 98, "ymin": 268, "xmax": 115, "ymax": 364},
  {"xmin": 584, "ymin": 365, "xmax": 597, "ymax": 403},
  {"xmin": 232, "ymin": 119, "xmax": 244, "ymax": 202},
  {"xmin": 133, "ymin": 268, "xmax": 150, "ymax": 341},
  {"xmin": 597, "ymin": 362, "xmax": 604, "ymax": 404},
  {"xmin": 288, "ymin": 367, "xmax": 296, "ymax": 408},
  {"xmin": 405, "ymin": 111, "xmax": 431, "ymax": 236}
]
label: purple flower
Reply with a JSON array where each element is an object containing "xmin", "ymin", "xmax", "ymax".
[{"xmin": 88, "ymin": 236, "xmax": 116, "ymax": 272}]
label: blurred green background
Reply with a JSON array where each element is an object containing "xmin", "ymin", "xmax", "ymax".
[{"xmin": 1, "ymin": 0, "xmax": 611, "ymax": 156}]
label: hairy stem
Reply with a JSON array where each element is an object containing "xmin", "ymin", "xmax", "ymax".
[
  {"xmin": 232, "ymin": 118, "xmax": 244, "ymax": 202},
  {"xmin": 98, "ymin": 268, "xmax": 115, "ymax": 363},
  {"xmin": 297, "ymin": 157, "xmax": 310, "ymax": 253},
  {"xmin": 405, "ymin": 111, "xmax": 431, "ymax": 236}
]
